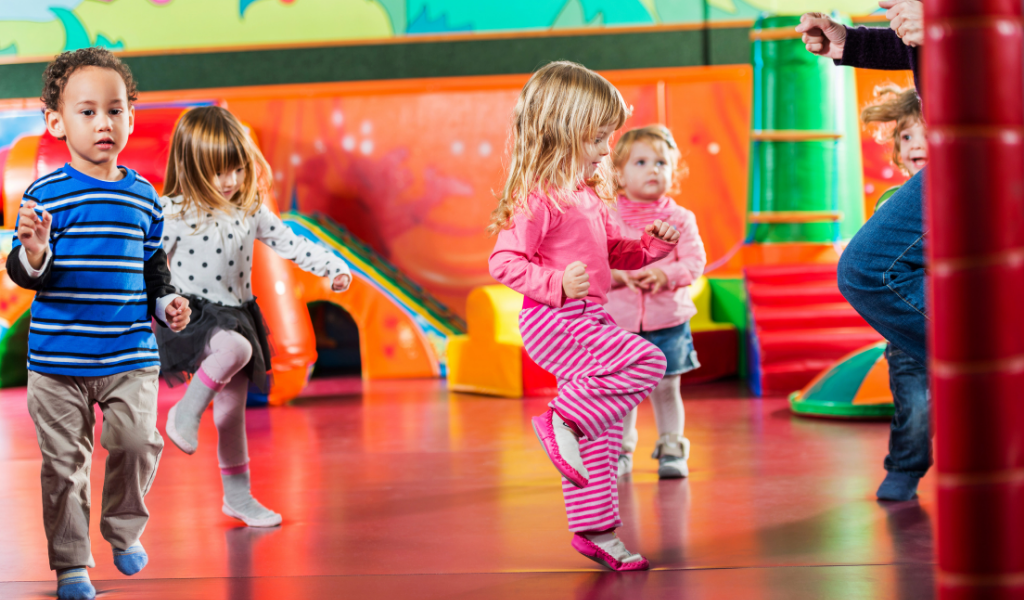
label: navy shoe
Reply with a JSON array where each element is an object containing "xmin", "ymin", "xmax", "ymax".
[{"xmin": 877, "ymin": 471, "xmax": 920, "ymax": 501}]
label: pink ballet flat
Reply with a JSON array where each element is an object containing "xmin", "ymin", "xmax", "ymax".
[
  {"xmin": 571, "ymin": 534, "xmax": 651, "ymax": 572},
  {"xmin": 531, "ymin": 408, "xmax": 589, "ymax": 488}
]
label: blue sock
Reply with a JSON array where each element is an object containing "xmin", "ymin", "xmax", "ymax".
[
  {"xmin": 877, "ymin": 471, "xmax": 920, "ymax": 501},
  {"xmin": 112, "ymin": 543, "xmax": 148, "ymax": 576},
  {"xmin": 56, "ymin": 568, "xmax": 95, "ymax": 600}
]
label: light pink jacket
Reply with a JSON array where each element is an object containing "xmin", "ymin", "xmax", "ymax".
[
  {"xmin": 605, "ymin": 197, "xmax": 706, "ymax": 333},
  {"xmin": 488, "ymin": 188, "xmax": 676, "ymax": 308}
]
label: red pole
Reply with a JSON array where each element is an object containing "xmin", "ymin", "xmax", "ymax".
[{"xmin": 925, "ymin": 0, "xmax": 1024, "ymax": 598}]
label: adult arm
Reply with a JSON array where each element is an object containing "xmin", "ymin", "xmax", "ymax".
[
  {"xmin": 837, "ymin": 26, "xmax": 914, "ymax": 71},
  {"xmin": 797, "ymin": 12, "xmax": 913, "ymax": 71}
]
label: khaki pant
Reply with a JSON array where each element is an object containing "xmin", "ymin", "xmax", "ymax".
[{"xmin": 26, "ymin": 366, "xmax": 163, "ymax": 570}]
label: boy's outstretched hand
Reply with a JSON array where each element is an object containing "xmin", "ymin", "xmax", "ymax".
[
  {"xmin": 646, "ymin": 220, "xmax": 680, "ymax": 244},
  {"xmin": 165, "ymin": 296, "xmax": 191, "ymax": 332},
  {"xmin": 18, "ymin": 200, "xmax": 52, "ymax": 269},
  {"xmin": 332, "ymin": 273, "xmax": 352, "ymax": 292}
]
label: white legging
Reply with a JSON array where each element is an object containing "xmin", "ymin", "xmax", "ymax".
[
  {"xmin": 621, "ymin": 375, "xmax": 684, "ymax": 454},
  {"xmin": 197, "ymin": 329, "xmax": 253, "ymax": 471}
]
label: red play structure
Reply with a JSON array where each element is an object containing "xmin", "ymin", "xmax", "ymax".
[{"xmin": 927, "ymin": 1, "xmax": 1024, "ymax": 596}]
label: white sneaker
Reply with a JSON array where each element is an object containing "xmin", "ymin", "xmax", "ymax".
[
  {"xmin": 653, "ymin": 435, "xmax": 690, "ymax": 479},
  {"xmin": 617, "ymin": 453, "xmax": 633, "ymax": 477}
]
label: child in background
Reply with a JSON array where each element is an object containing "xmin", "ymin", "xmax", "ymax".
[
  {"xmin": 5, "ymin": 48, "xmax": 191, "ymax": 600},
  {"xmin": 863, "ymin": 86, "xmax": 927, "ymax": 210},
  {"xmin": 157, "ymin": 106, "xmax": 351, "ymax": 526},
  {"xmin": 606, "ymin": 126, "xmax": 706, "ymax": 479},
  {"xmin": 860, "ymin": 86, "xmax": 930, "ymax": 502},
  {"xmin": 488, "ymin": 61, "xmax": 680, "ymax": 571}
]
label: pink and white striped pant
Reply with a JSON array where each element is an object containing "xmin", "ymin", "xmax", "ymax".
[{"xmin": 520, "ymin": 299, "xmax": 666, "ymax": 532}]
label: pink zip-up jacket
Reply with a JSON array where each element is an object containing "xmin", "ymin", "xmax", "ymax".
[
  {"xmin": 606, "ymin": 196, "xmax": 706, "ymax": 333},
  {"xmin": 488, "ymin": 187, "xmax": 677, "ymax": 308}
]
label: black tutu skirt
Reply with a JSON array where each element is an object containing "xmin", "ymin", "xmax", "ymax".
[{"xmin": 155, "ymin": 294, "xmax": 274, "ymax": 393}]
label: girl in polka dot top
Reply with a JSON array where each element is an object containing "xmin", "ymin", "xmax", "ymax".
[{"xmin": 156, "ymin": 106, "xmax": 351, "ymax": 527}]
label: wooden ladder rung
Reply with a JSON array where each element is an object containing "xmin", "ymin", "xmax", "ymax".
[
  {"xmin": 748, "ymin": 211, "xmax": 843, "ymax": 224},
  {"xmin": 750, "ymin": 28, "xmax": 806, "ymax": 42},
  {"xmin": 751, "ymin": 130, "xmax": 843, "ymax": 142}
]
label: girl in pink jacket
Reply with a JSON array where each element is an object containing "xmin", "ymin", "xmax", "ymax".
[
  {"xmin": 488, "ymin": 62, "xmax": 680, "ymax": 571},
  {"xmin": 607, "ymin": 126, "xmax": 706, "ymax": 479}
]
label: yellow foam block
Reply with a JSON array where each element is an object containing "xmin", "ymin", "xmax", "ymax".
[
  {"xmin": 465, "ymin": 285, "xmax": 524, "ymax": 345},
  {"xmin": 447, "ymin": 285, "xmax": 528, "ymax": 398},
  {"xmin": 447, "ymin": 336, "xmax": 523, "ymax": 397},
  {"xmin": 689, "ymin": 276, "xmax": 736, "ymax": 333}
]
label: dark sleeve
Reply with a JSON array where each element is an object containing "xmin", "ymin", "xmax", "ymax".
[
  {"xmin": 5, "ymin": 246, "xmax": 52, "ymax": 291},
  {"xmin": 144, "ymin": 248, "xmax": 176, "ymax": 327},
  {"xmin": 836, "ymin": 26, "xmax": 914, "ymax": 71}
]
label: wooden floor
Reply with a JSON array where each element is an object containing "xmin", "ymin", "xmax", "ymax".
[{"xmin": 0, "ymin": 377, "xmax": 935, "ymax": 599}]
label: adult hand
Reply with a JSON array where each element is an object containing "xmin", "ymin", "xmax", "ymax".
[
  {"xmin": 17, "ymin": 200, "xmax": 52, "ymax": 269},
  {"xmin": 611, "ymin": 269, "xmax": 641, "ymax": 293},
  {"xmin": 332, "ymin": 273, "xmax": 351, "ymax": 292},
  {"xmin": 165, "ymin": 296, "xmax": 191, "ymax": 332},
  {"xmin": 562, "ymin": 261, "xmax": 590, "ymax": 300},
  {"xmin": 795, "ymin": 12, "xmax": 847, "ymax": 60},
  {"xmin": 646, "ymin": 220, "xmax": 680, "ymax": 244},
  {"xmin": 635, "ymin": 268, "xmax": 669, "ymax": 294},
  {"xmin": 880, "ymin": 0, "xmax": 924, "ymax": 47}
]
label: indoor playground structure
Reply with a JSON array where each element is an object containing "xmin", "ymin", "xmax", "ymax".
[
  {"xmin": 788, "ymin": 341, "xmax": 894, "ymax": 419},
  {"xmin": 0, "ymin": 104, "xmax": 465, "ymax": 404},
  {"xmin": 0, "ymin": 15, "xmax": 908, "ymax": 409}
]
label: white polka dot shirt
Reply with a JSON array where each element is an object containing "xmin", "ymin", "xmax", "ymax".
[{"xmin": 160, "ymin": 195, "xmax": 350, "ymax": 307}]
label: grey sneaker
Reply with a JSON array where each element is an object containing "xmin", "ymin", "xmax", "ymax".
[
  {"xmin": 652, "ymin": 435, "xmax": 690, "ymax": 479},
  {"xmin": 617, "ymin": 453, "xmax": 633, "ymax": 477}
]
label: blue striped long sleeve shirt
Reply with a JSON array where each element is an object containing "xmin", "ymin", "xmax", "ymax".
[{"xmin": 10, "ymin": 164, "xmax": 168, "ymax": 376}]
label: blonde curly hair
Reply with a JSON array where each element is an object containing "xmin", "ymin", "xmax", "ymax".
[
  {"xmin": 860, "ymin": 85, "xmax": 923, "ymax": 174},
  {"xmin": 488, "ymin": 61, "xmax": 630, "ymax": 234}
]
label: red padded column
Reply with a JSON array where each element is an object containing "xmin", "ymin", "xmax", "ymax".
[{"xmin": 925, "ymin": 0, "xmax": 1024, "ymax": 597}]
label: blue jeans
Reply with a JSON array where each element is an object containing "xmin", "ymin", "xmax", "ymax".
[
  {"xmin": 837, "ymin": 169, "xmax": 928, "ymax": 365},
  {"xmin": 884, "ymin": 344, "xmax": 932, "ymax": 477}
]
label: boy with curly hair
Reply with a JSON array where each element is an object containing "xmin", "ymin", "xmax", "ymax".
[{"xmin": 5, "ymin": 47, "xmax": 191, "ymax": 600}]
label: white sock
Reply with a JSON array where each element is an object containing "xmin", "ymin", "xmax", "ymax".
[{"xmin": 223, "ymin": 470, "xmax": 280, "ymax": 523}]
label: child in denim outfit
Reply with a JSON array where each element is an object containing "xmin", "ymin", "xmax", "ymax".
[
  {"xmin": 862, "ymin": 86, "xmax": 931, "ymax": 502},
  {"xmin": 607, "ymin": 126, "xmax": 706, "ymax": 479}
]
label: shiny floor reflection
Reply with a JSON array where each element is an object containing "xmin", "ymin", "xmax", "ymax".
[{"xmin": 0, "ymin": 378, "xmax": 935, "ymax": 599}]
